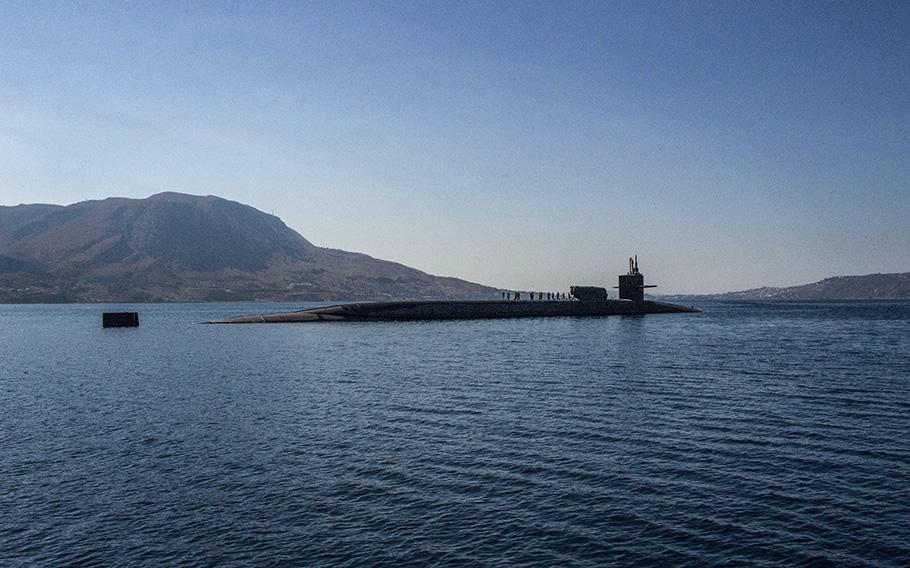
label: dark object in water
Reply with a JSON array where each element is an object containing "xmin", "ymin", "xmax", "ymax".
[
  {"xmin": 209, "ymin": 255, "xmax": 697, "ymax": 324},
  {"xmin": 103, "ymin": 312, "xmax": 140, "ymax": 328},
  {"xmin": 209, "ymin": 298, "xmax": 697, "ymax": 323}
]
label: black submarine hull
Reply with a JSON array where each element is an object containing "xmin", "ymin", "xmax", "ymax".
[{"xmin": 210, "ymin": 299, "xmax": 698, "ymax": 323}]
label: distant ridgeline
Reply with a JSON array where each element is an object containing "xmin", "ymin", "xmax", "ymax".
[
  {"xmin": 665, "ymin": 272, "xmax": 910, "ymax": 301},
  {"xmin": 0, "ymin": 192, "xmax": 496, "ymax": 303}
]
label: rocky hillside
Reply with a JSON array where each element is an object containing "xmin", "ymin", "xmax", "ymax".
[
  {"xmin": 0, "ymin": 192, "xmax": 497, "ymax": 302},
  {"xmin": 666, "ymin": 272, "xmax": 910, "ymax": 301}
]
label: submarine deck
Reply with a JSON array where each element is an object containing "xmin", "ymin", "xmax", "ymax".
[{"xmin": 210, "ymin": 299, "xmax": 698, "ymax": 323}]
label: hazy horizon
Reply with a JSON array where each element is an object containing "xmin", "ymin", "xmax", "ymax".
[
  {"xmin": 4, "ymin": 189, "xmax": 907, "ymax": 295},
  {"xmin": 2, "ymin": 2, "xmax": 908, "ymax": 294}
]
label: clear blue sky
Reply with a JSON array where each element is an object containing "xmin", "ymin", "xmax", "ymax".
[{"xmin": 2, "ymin": 1, "xmax": 908, "ymax": 293}]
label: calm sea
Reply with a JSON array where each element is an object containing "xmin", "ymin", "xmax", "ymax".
[{"xmin": 2, "ymin": 301, "xmax": 908, "ymax": 566}]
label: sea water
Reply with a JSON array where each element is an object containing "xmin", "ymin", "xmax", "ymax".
[{"xmin": 1, "ymin": 301, "xmax": 908, "ymax": 566}]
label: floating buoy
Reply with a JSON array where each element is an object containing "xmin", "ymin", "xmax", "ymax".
[{"xmin": 103, "ymin": 312, "xmax": 140, "ymax": 328}]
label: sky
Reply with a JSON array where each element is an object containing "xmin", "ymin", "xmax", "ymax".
[{"xmin": 1, "ymin": 1, "xmax": 908, "ymax": 293}]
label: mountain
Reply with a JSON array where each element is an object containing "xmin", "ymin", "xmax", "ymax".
[
  {"xmin": 0, "ymin": 192, "xmax": 496, "ymax": 302},
  {"xmin": 665, "ymin": 272, "xmax": 910, "ymax": 301}
]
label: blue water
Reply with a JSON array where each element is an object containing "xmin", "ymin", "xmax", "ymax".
[{"xmin": 1, "ymin": 301, "xmax": 908, "ymax": 566}]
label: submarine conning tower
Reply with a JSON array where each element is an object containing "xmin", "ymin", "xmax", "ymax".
[{"xmin": 616, "ymin": 255, "xmax": 657, "ymax": 302}]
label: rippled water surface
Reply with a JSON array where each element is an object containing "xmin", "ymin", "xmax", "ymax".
[{"xmin": 2, "ymin": 301, "xmax": 909, "ymax": 566}]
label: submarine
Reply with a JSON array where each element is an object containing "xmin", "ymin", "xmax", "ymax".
[{"xmin": 210, "ymin": 256, "xmax": 697, "ymax": 323}]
